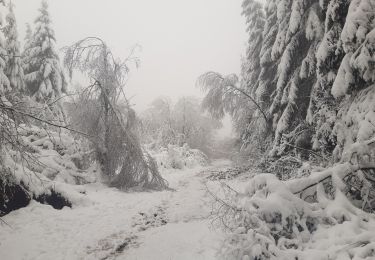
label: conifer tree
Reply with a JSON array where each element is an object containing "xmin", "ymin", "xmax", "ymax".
[
  {"xmin": 23, "ymin": 1, "xmax": 66, "ymax": 102},
  {"xmin": 4, "ymin": 3, "xmax": 24, "ymax": 93},
  {"xmin": 0, "ymin": 0, "xmax": 10, "ymax": 95},
  {"xmin": 241, "ymin": 0, "xmax": 265, "ymax": 98},
  {"xmin": 21, "ymin": 24, "xmax": 33, "ymax": 74},
  {"xmin": 331, "ymin": 0, "xmax": 375, "ymax": 97},
  {"xmin": 237, "ymin": 0, "xmax": 269, "ymax": 148},
  {"xmin": 22, "ymin": 24, "xmax": 33, "ymax": 57},
  {"xmin": 199, "ymin": 0, "xmax": 375, "ymax": 159},
  {"xmin": 256, "ymin": 0, "xmax": 278, "ymax": 107},
  {"xmin": 308, "ymin": 0, "xmax": 350, "ymax": 153},
  {"xmin": 268, "ymin": 0, "xmax": 324, "ymax": 155}
]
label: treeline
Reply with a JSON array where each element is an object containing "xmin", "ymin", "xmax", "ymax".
[
  {"xmin": 0, "ymin": 0, "xmax": 66, "ymax": 125},
  {"xmin": 198, "ymin": 0, "xmax": 375, "ymax": 163},
  {"xmin": 200, "ymin": 1, "xmax": 375, "ymax": 258},
  {"xmin": 139, "ymin": 96, "xmax": 222, "ymax": 157},
  {"xmin": 1, "ymin": 0, "xmax": 167, "ymax": 215}
]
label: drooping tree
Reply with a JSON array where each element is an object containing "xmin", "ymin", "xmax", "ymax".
[
  {"xmin": 238, "ymin": 0, "xmax": 273, "ymax": 151},
  {"xmin": 64, "ymin": 37, "xmax": 167, "ymax": 190},
  {"xmin": 196, "ymin": 0, "xmax": 271, "ymax": 155},
  {"xmin": 198, "ymin": 0, "xmax": 375, "ymax": 161},
  {"xmin": 197, "ymin": 71, "xmax": 271, "ymax": 155}
]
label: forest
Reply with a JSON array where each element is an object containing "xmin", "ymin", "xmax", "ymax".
[{"xmin": 1, "ymin": 0, "xmax": 375, "ymax": 259}]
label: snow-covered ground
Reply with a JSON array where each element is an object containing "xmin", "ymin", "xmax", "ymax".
[{"xmin": 0, "ymin": 161, "xmax": 230, "ymax": 260}]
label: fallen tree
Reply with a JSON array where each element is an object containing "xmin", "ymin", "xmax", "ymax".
[{"xmin": 63, "ymin": 37, "xmax": 167, "ymax": 190}]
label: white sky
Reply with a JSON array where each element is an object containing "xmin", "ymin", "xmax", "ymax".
[
  {"xmin": 12, "ymin": 0, "xmax": 247, "ymax": 110},
  {"xmin": 12, "ymin": 0, "xmax": 249, "ymax": 137}
]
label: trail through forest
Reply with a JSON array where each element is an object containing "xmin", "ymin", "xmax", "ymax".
[{"xmin": 0, "ymin": 161, "xmax": 231, "ymax": 260}]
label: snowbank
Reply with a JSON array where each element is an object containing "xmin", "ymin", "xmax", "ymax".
[
  {"xmin": 216, "ymin": 173, "xmax": 375, "ymax": 260},
  {"xmin": 1, "ymin": 122, "xmax": 97, "ymax": 215},
  {"xmin": 149, "ymin": 144, "xmax": 208, "ymax": 172}
]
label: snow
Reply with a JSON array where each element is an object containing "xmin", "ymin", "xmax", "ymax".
[
  {"xmin": 351, "ymin": 28, "xmax": 375, "ymax": 83},
  {"xmin": 287, "ymin": 0, "xmax": 304, "ymax": 39},
  {"xmin": 4, "ymin": 3, "xmax": 25, "ymax": 92},
  {"xmin": 3, "ymin": 157, "xmax": 375, "ymax": 259},
  {"xmin": 305, "ymin": 7, "xmax": 323, "ymax": 41},
  {"xmin": 271, "ymin": 0, "xmax": 292, "ymax": 60},
  {"xmin": 341, "ymin": 0, "xmax": 375, "ymax": 53},
  {"xmin": 300, "ymin": 46, "xmax": 316, "ymax": 79},
  {"xmin": 23, "ymin": 1, "xmax": 66, "ymax": 102},
  {"xmin": 333, "ymin": 85, "xmax": 375, "ymax": 159},
  {"xmin": 124, "ymin": 221, "xmax": 220, "ymax": 260},
  {"xmin": 149, "ymin": 144, "xmax": 208, "ymax": 172},
  {"xmin": 0, "ymin": 162, "xmax": 226, "ymax": 260},
  {"xmin": 217, "ymin": 169, "xmax": 375, "ymax": 260},
  {"xmin": 331, "ymin": 53, "xmax": 354, "ymax": 98}
]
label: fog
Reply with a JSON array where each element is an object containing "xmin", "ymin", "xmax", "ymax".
[{"xmin": 12, "ymin": 0, "xmax": 247, "ymax": 112}]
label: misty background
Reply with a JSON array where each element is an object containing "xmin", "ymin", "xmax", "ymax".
[{"xmin": 12, "ymin": 0, "xmax": 248, "ymax": 135}]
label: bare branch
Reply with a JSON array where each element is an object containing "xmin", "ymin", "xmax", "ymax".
[
  {"xmin": 196, "ymin": 71, "xmax": 269, "ymax": 123},
  {"xmin": 0, "ymin": 103, "xmax": 91, "ymax": 137}
]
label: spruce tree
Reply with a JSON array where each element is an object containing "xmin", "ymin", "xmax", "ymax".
[
  {"xmin": 23, "ymin": 1, "xmax": 66, "ymax": 102},
  {"xmin": 268, "ymin": 0, "xmax": 324, "ymax": 155},
  {"xmin": 4, "ymin": 3, "xmax": 24, "ymax": 93},
  {"xmin": 328, "ymin": 0, "xmax": 375, "ymax": 160},
  {"xmin": 199, "ymin": 0, "xmax": 375, "ymax": 159},
  {"xmin": 309, "ymin": 0, "xmax": 350, "ymax": 154},
  {"xmin": 332, "ymin": 0, "xmax": 375, "ymax": 97},
  {"xmin": 237, "ymin": 0, "xmax": 268, "ymax": 147},
  {"xmin": 22, "ymin": 24, "xmax": 33, "ymax": 57},
  {"xmin": 21, "ymin": 24, "xmax": 33, "ymax": 74},
  {"xmin": 0, "ymin": 0, "xmax": 10, "ymax": 95},
  {"xmin": 256, "ymin": 0, "xmax": 278, "ymax": 107},
  {"xmin": 241, "ymin": 0, "xmax": 265, "ymax": 98}
]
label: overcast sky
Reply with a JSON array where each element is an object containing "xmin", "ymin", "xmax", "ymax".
[{"xmin": 12, "ymin": 0, "xmax": 248, "ymax": 111}]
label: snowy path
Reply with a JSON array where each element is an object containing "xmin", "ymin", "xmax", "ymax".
[{"xmin": 0, "ymin": 161, "xmax": 229, "ymax": 260}]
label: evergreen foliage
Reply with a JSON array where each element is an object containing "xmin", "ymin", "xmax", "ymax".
[
  {"xmin": 0, "ymin": 0, "xmax": 10, "ymax": 95},
  {"xmin": 199, "ymin": 0, "xmax": 375, "ymax": 160},
  {"xmin": 23, "ymin": 1, "xmax": 67, "ymax": 102},
  {"xmin": 4, "ymin": 2, "xmax": 25, "ymax": 93}
]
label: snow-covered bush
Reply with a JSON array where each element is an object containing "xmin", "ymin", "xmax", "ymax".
[
  {"xmin": 1, "ymin": 140, "xmax": 91, "ymax": 216},
  {"xmin": 15, "ymin": 123, "xmax": 97, "ymax": 184},
  {"xmin": 216, "ymin": 174, "xmax": 321, "ymax": 260},
  {"xmin": 0, "ymin": 99, "xmax": 96, "ymax": 215},
  {"xmin": 214, "ymin": 172, "xmax": 375, "ymax": 260},
  {"xmin": 150, "ymin": 143, "xmax": 208, "ymax": 171}
]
